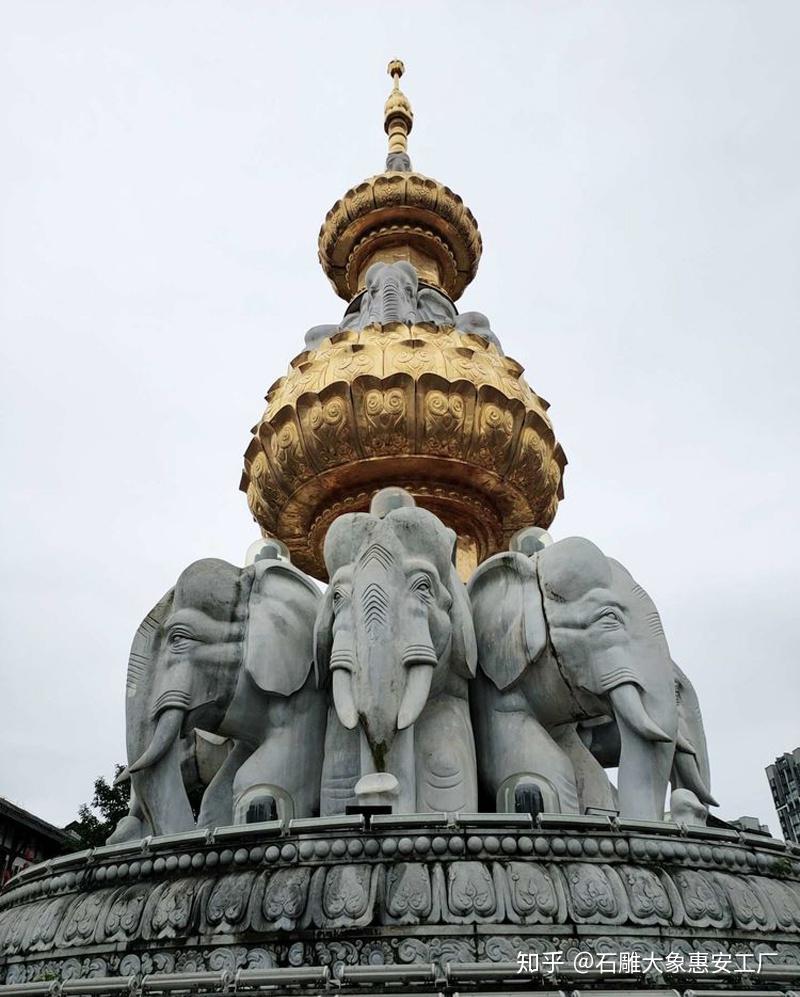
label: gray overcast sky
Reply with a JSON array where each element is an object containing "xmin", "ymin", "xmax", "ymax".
[{"xmin": 1, "ymin": 1, "xmax": 798, "ymax": 831}]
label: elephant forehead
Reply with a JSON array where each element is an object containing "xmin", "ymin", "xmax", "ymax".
[
  {"xmin": 392, "ymin": 260, "xmax": 419, "ymax": 286},
  {"xmin": 365, "ymin": 260, "xmax": 418, "ymax": 289},
  {"xmin": 325, "ymin": 508, "xmax": 454, "ymax": 579},
  {"xmin": 538, "ymin": 537, "xmax": 612, "ymax": 602},
  {"xmin": 174, "ymin": 558, "xmax": 246, "ymax": 622},
  {"xmin": 324, "ymin": 513, "xmax": 378, "ymax": 574},
  {"xmin": 381, "ymin": 508, "xmax": 454, "ymax": 576}
]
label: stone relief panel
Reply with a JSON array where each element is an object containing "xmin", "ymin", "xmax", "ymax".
[
  {"xmin": 562, "ymin": 863, "xmax": 628, "ymax": 925},
  {"xmin": 502, "ymin": 861, "xmax": 564, "ymax": 924}
]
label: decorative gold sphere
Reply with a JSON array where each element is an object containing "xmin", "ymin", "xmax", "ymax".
[{"xmin": 241, "ymin": 325, "xmax": 566, "ymax": 580}]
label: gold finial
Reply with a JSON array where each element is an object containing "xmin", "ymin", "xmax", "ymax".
[{"xmin": 384, "ymin": 58, "xmax": 413, "ymax": 155}]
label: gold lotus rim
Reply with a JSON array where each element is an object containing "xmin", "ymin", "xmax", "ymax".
[{"xmin": 318, "ymin": 171, "xmax": 482, "ymax": 302}]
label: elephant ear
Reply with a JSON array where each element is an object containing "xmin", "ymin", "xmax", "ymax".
[
  {"xmin": 467, "ymin": 551, "xmax": 547, "ymax": 690},
  {"xmin": 448, "ymin": 563, "xmax": 477, "ymax": 679},
  {"xmin": 313, "ymin": 584, "xmax": 335, "ymax": 690},
  {"xmin": 125, "ymin": 587, "xmax": 175, "ymax": 761},
  {"xmin": 243, "ymin": 560, "xmax": 320, "ymax": 697},
  {"xmin": 126, "ymin": 587, "xmax": 174, "ymax": 702},
  {"xmin": 417, "ymin": 286, "xmax": 456, "ymax": 324},
  {"xmin": 339, "ymin": 294, "xmax": 365, "ymax": 332}
]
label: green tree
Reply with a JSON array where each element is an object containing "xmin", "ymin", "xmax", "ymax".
[{"xmin": 66, "ymin": 765, "xmax": 130, "ymax": 850}]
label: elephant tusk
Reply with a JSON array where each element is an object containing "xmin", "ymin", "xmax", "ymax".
[
  {"xmin": 128, "ymin": 707, "xmax": 185, "ymax": 773},
  {"xmin": 113, "ymin": 766, "xmax": 131, "ymax": 786},
  {"xmin": 332, "ymin": 669, "xmax": 359, "ymax": 730},
  {"xmin": 673, "ymin": 749, "xmax": 719, "ymax": 806},
  {"xmin": 397, "ymin": 663, "xmax": 434, "ymax": 730},
  {"xmin": 676, "ymin": 731, "xmax": 698, "ymax": 755},
  {"xmin": 609, "ymin": 684, "xmax": 672, "ymax": 743}
]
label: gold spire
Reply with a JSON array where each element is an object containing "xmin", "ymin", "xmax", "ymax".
[
  {"xmin": 318, "ymin": 60, "xmax": 482, "ymax": 302},
  {"xmin": 384, "ymin": 59, "xmax": 413, "ymax": 156},
  {"xmin": 245, "ymin": 62, "xmax": 566, "ymax": 580}
]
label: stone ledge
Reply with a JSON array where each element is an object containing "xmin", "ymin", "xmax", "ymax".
[{"xmin": 1, "ymin": 821, "xmax": 799, "ymax": 986}]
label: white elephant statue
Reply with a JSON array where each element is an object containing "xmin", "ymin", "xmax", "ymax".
[
  {"xmin": 314, "ymin": 488, "xmax": 478, "ymax": 815},
  {"xmin": 468, "ymin": 534, "xmax": 717, "ymax": 821},
  {"xmin": 109, "ymin": 554, "xmax": 326, "ymax": 842}
]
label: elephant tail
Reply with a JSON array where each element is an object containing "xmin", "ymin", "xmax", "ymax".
[{"xmin": 673, "ymin": 748, "xmax": 718, "ymax": 807}]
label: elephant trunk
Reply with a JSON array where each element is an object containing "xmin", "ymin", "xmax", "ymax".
[
  {"xmin": 610, "ymin": 681, "xmax": 676, "ymax": 820},
  {"xmin": 380, "ymin": 275, "xmax": 402, "ymax": 322},
  {"xmin": 330, "ymin": 623, "xmax": 439, "ymax": 768},
  {"xmin": 673, "ymin": 748, "xmax": 719, "ymax": 806}
]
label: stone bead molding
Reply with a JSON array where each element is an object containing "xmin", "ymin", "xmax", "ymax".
[
  {"xmin": 241, "ymin": 324, "xmax": 566, "ymax": 579},
  {"xmin": 317, "ymin": 172, "xmax": 482, "ymax": 302},
  {"xmin": 2, "ymin": 819, "xmax": 800, "ymax": 985}
]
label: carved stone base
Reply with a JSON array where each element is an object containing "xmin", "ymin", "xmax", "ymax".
[{"xmin": 2, "ymin": 815, "xmax": 800, "ymax": 990}]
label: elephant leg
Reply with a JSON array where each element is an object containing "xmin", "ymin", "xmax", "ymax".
[
  {"xmin": 106, "ymin": 787, "xmax": 149, "ymax": 844},
  {"xmin": 320, "ymin": 706, "xmax": 360, "ymax": 816},
  {"xmin": 551, "ymin": 723, "xmax": 617, "ymax": 813},
  {"xmin": 414, "ymin": 695, "xmax": 477, "ymax": 813},
  {"xmin": 197, "ymin": 741, "xmax": 253, "ymax": 830},
  {"xmin": 616, "ymin": 717, "xmax": 674, "ymax": 820},
  {"xmin": 232, "ymin": 692, "xmax": 325, "ymax": 820},
  {"xmin": 472, "ymin": 676, "xmax": 579, "ymax": 814}
]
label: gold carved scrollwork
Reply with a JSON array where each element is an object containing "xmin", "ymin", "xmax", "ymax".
[{"xmin": 241, "ymin": 324, "xmax": 566, "ymax": 580}]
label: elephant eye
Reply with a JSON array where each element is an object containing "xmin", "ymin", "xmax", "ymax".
[
  {"xmin": 332, "ymin": 587, "xmax": 349, "ymax": 611},
  {"xmin": 410, "ymin": 574, "xmax": 434, "ymax": 599},
  {"xmin": 597, "ymin": 609, "xmax": 623, "ymax": 628},
  {"xmin": 168, "ymin": 628, "xmax": 195, "ymax": 649}
]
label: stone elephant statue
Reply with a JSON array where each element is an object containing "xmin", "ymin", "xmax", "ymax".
[
  {"xmin": 304, "ymin": 260, "xmax": 503, "ymax": 352},
  {"xmin": 314, "ymin": 488, "xmax": 478, "ymax": 814},
  {"xmin": 109, "ymin": 555, "xmax": 325, "ymax": 842},
  {"xmin": 468, "ymin": 536, "xmax": 717, "ymax": 821}
]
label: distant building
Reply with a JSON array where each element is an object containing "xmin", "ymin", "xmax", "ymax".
[
  {"xmin": 729, "ymin": 815, "xmax": 771, "ymax": 835},
  {"xmin": 766, "ymin": 747, "xmax": 800, "ymax": 842},
  {"xmin": 0, "ymin": 797, "xmax": 75, "ymax": 886}
]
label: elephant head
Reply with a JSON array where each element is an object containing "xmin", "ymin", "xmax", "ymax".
[
  {"xmin": 314, "ymin": 490, "xmax": 476, "ymax": 771},
  {"xmin": 334, "ymin": 261, "xmax": 459, "ymax": 333},
  {"xmin": 349, "ymin": 261, "xmax": 419, "ymax": 326},
  {"xmin": 304, "ymin": 261, "xmax": 505, "ymax": 351},
  {"xmin": 469, "ymin": 537, "xmax": 715, "ymax": 820},
  {"xmin": 120, "ymin": 556, "xmax": 319, "ymax": 837}
]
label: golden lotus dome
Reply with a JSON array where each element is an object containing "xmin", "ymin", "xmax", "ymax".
[
  {"xmin": 242, "ymin": 323, "xmax": 565, "ymax": 580},
  {"xmin": 240, "ymin": 62, "xmax": 567, "ymax": 580},
  {"xmin": 318, "ymin": 61, "xmax": 482, "ymax": 302}
]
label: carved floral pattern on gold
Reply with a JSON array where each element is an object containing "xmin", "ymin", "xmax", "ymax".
[
  {"xmin": 318, "ymin": 172, "xmax": 482, "ymax": 302},
  {"xmin": 242, "ymin": 324, "xmax": 566, "ymax": 579}
]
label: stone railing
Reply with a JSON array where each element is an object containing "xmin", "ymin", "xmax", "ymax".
[{"xmin": 2, "ymin": 813, "xmax": 800, "ymax": 988}]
